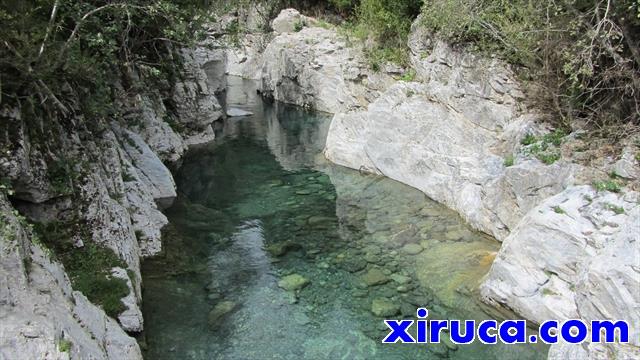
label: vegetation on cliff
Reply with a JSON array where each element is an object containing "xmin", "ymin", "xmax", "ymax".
[
  {"xmin": 419, "ymin": 0, "xmax": 639, "ymax": 138},
  {"xmin": 0, "ymin": 0, "xmax": 210, "ymax": 124}
]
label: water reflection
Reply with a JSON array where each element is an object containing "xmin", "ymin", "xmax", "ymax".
[{"xmin": 141, "ymin": 77, "xmax": 548, "ymax": 359}]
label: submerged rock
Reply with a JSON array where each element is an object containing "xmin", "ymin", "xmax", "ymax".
[
  {"xmin": 401, "ymin": 243, "xmax": 423, "ymax": 255},
  {"xmin": 278, "ymin": 274, "xmax": 310, "ymax": 291},
  {"xmin": 208, "ymin": 301, "xmax": 238, "ymax": 327},
  {"xmin": 361, "ymin": 268, "xmax": 389, "ymax": 286},
  {"xmin": 266, "ymin": 241, "xmax": 301, "ymax": 257},
  {"xmin": 371, "ymin": 298, "xmax": 400, "ymax": 317}
]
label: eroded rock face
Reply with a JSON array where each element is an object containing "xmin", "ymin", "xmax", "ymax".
[
  {"xmin": 0, "ymin": 40, "xmax": 226, "ymax": 356},
  {"xmin": 481, "ymin": 186, "xmax": 640, "ymax": 358},
  {"xmin": 173, "ymin": 47, "xmax": 224, "ymax": 144},
  {"xmin": 324, "ymin": 81, "xmax": 574, "ymax": 241},
  {"xmin": 0, "ymin": 196, "xmax": 142, "ymax": 359},
  {"xmin": 259, "ymin": 18, "xmax": 395, "ymax": 113}
]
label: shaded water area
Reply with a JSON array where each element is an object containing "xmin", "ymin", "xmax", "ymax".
[{"xmin": 141, "ymin": 77, "xmax": 548, "ymax": 359}]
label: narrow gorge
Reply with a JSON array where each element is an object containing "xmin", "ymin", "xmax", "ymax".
[{"xmin": 1, "ymin": 2, "xmax": 638, "ymax": 360}]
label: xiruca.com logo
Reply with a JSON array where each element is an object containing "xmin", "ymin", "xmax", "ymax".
[{"xmin": 382, "ymin": 309, "xmax": 631, "ymax": 345}]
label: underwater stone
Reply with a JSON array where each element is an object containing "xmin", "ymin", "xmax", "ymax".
[
  {"xmin": 371, "ymin": 298, "xmax": 400, "ymax": 317},
  {"xmin": 208, "ymin": 300, "xmax": 237, "ymax": 327},
  {"xmin": 266, "ymin": 241, "xmax": 301, "ymax": 257},
  {"xmin": 278, "ymin": 274, "xmax": 310, "ymax": 291},
  {"xmin": 361, "ymin": 268, "xmax": 389, "ymax": 286},
  {"xmin": 390, "ymin": 273, "xmax": 411, "ymax": 285},
  {"xmin": 402, "ymin": 243, "xmax": 423, "ymax": 255}
]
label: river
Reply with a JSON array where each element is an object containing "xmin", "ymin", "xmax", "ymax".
[{"xmin": 140, "ymin": 77, "xmax": 548, "ymax": 359}]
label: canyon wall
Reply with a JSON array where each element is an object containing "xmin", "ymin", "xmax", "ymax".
[{"xmin": 0, "ymin": 44, "xmax": 225, "ymax": 358}]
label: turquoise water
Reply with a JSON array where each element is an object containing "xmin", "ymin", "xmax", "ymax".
[{"xmin": 140, "ymin": 78, "xmax": 548, "ymax": 359}]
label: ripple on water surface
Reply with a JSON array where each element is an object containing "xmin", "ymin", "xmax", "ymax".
[{"xmin": 141, "ymin": 77, "xmax": 548, "ymax": 360}]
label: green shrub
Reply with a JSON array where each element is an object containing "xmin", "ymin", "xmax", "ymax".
[
  {"xmin": 593, "ymin": 180, "xmax": 622, "ymax": 193},
  {"xmin": 293, "ymin": 20, "xmax": 306, "ymax": 32},
  {"xmin": 521, "ymin": 129, "xmax": 565, "ymax": 165},
  {"xmin": 340, "ymin": 0, "xmax": 422, "ymax": 66},
  {"xmin": 503, "ymin": 154, "xmax": 514, "ymax": 167},
  {"xmin": 0, "ymin": 1, "xmax": 212, "ymax": 127},
  {"xmin": 552, "ymin": 206, "xmax": 565, "ymax": 214},
  {"xmin": 398, "ymin": 68, "xmax": 417, "ymax": 81},
  {"xmin": 58, "ymin": 339, "xmax": 72, "ymax": 353},
  {"xmin": 521, "ymin": 134, "xmax": 537, "ymax": 146},
  {"xmin": 419, "ymin": 0, "xmax": 640, "ymax": 137},
  {"xmin": 604, "ymin": 203, "xmax": 625, "ymax": 215}
]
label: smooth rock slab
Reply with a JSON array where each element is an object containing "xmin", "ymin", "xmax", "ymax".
[{"xmin": 226, "ymin": 108, "xmax": 254, "ymax": 117}]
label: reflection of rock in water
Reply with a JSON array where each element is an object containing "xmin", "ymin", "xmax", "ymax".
[
  {"xmin": 265, "ymin": 103, "xmax": 332, "ymax": 171},
  {"xmin": 206, "ymin": 220, "xmax": 271, "ymax": 296}
]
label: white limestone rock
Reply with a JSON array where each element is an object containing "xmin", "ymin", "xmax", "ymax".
[
  {"xmin": 324, "ymin": 82, "xmax": 572, "ymax": 240},
  {"xmin": 260, "ymin": 13, "xmax": 395, "ymax": 113},
  {"xmin": 0, "ymin": 196, "xmax": 142, "ymax": 359},
  {"xmin": 118, "ymin": 127, "xmax": 177, "ymax": 208},
  {"xmin": 613, "ymin": 145, "xmax": 639, "ymax": 180},
  {"xmin": 271, "ymin": 9, "xmax": 312, "ymax": 34},
  {"xmin": 112, "ymin": 267, "xmax": 144, "ymax": 333},
  {"xmin": 227, "ymin": 108, "xmax": 254, "ymax": 117},
  {"xmin": 481, "ymin": 186, "xmax": 639, "ymax": 357}
]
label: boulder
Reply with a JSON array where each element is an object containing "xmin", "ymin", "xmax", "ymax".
[
  {"xmin": 361, "ymin": 268, "xmax": 389, "ymax": 286},
  {"xmin": 371, "ymin": 298, "xmax": 400, "ymax": 317},
  {"xmin": 260, "ymin": 17, "xmax": 395, "ymax": 113},
  {"xmin": 278, "ymin": 274, "xmax": 310, "ymax": 291},
  {"xmin": 401, "ymin": 243, "xmax": 423, "ymax": 255},
  {"xmin": 324, "ymin": 81, "xmax": 574, "ymax": 241},
  {"xmin": 271, "ymin": 9, "xmax": 309, "ymax": 34}
]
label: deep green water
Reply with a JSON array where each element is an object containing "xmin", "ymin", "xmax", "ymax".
[{"xmin": 140, "ymin": 77, "xmax": 548, "ymax": 359}]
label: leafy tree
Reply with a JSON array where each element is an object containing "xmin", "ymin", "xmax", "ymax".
[{"xmin": 0, "ymin": 0, "xmax": 211, "ymax": 124}]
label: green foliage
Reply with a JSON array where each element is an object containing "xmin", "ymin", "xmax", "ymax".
[
  {"xmin": 521, "ymin": 129, "xmax": 566, "ymax": 165},
  {"xmin": 0, "ymin": 0, "xmax": 212, "ymax": 125},
  {"xmin": 419, "ymin": 0, "xmax": 640, "ymax": 136},
  {"xmin": 398, "ymin": 68, "xmax": 417, "ymax": 81},
  {"xmin": 293, "ymin": 19, "xmax": 306, "ymax": 32},
  {"xmin": 0, "ymin": 178, "xmax": 15, "ymax": 197},
  {"xmin": 521, "ymin": 133, "xmax": 537, "ymax": 146},
  {"xmin": 552, "ymin": 205, "xmax": 566, "ymax": 214},
  {"xmin": 330, "ymin": 0, "xmax": 358, "ymax": 14},
  {"xmin": 58, "ymin": 339, "xmax": 72, "ymax": 353},
  {"xmin": 503, "ymin": 154, "xmax": 514, "ymax": 167},
  {"xmin": 47, "ymin": 157, "xmax": 78, "ymax": 195},
  {"xmin": 593, "ymin": 180, "xmax": 622, "ymax": 193},
  {"xmin": 340, "ymin": 0, "xmax": 422, "ymax": 66},
  {"xmin": 604, "ymin": 203, "xmax": 625, "ymax": 215},
  {"xmin": 33, "ymin": 221, "xmax": 130, "ymax": 318}
]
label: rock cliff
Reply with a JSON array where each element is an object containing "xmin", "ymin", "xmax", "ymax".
[{"xmin": 0, "ymin": 42, "xmax": 224, "ymax": 357}]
